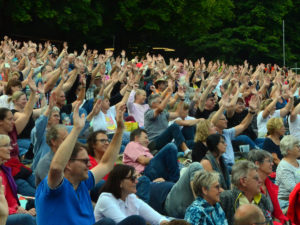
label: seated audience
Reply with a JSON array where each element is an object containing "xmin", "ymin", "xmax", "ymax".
[
  {"xmin": 184, "ymin": 170, "xmax": 228, "ymax": 225},
  {"xmin": 201, "ymin": 134, "xmax": 230, "ymax": 190},
  {"xmin": 276, "ymin": 135, "xmax": 300, "ymax": 210},
  {"xmin": 94, "ymin": 164, "xmax": 169, "ymax": 225},
  {"xmin": 35, "ymin": 103, "xmax": 124, "ymax": 225},
  {"xmin": 248, "ymin": 149, "xmax": 288, "ymax": 224},
  {"xmin": 123, "ymin": 128, "xmax": 179, "ymax": 182},
  {"xmin": 262, "ymin": 117, "xmax": 285, "ymax": 168},
  {"xmin": 234, "ymin": 204, "xmax": 270, "ymax": 225},
  {"xmin": 192, "ymin": 119, "xmax": 217, "ymax": 162},
  {"xmin": 0, "ymin": 134, "xmax": 36, "ymax": 225},
  {"xmin": 220, "ymin": 160, "xmax": 271, "ymax": 225}
]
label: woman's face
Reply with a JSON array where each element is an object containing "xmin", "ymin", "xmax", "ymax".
[
  {"xmin": 288, "ymin": 144, "xmax": 300, "ymax": 158},
  {"xmin": 15, "ymin": 94, "xmax": 27, "ymax": 109},
  {"xmin": 0, "ymin": 139, "xmax": 12, "ymax": 163},
  {"xmin": 120, "ymin": 171, "xmax": 138, "ymax": 196},
  {"xmin": 259, "ymin": 157, "xmax": 273, "ymax": 176},
  {"xmin": 217, "ymin": 138, "xmax": 227, "ymax": 154},
  {"xmin": 276, "ymin": 125, "xmax": 286, "ymax": 136},
  {"xmin": 208, "ymin": 123, "xmax": 217, "ymax": 135},
  {"xmin": 204, "ymin": 181, "xmax": 221, "ymax": 205},
  {"xmin": 235, "ymin": 101, "xmax": 245, "ymax": 113}
]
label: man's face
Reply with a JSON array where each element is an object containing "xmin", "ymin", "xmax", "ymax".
[
  {"xmin": 93, "ymin": 133, "xmax": 110, "ymax": 154},
  {"xmin": 151, "ymin": 97, "xmax": 162, "ymax": 109},
  {"xmin": 68, "ymin": 148, "xmax": 91, "ymax": 181},
  {"xmin": 216, "ymin": 114, "xmax": 228, "ymax": 130},
  {"xmin": 205, "ymin": 97, "xmax": 216, "ymax": 110},
  {"xmin": 135, "ymin": 132, "xmax": 149, "ymax": 147},
  {"xmin": 243, "ymin": 169, "xmax": 262, "ymax": 197},
  {"xmin": 48, "ymin": 111, "xmax": 60, "ymax": 126}
]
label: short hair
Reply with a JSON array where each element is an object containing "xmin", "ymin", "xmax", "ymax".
[
  {"xmin": 86, "ymin": 130, "xmax": 107, "ymax": 157},
  {"xmin": 266, "ymin": 117, "xmax": 284, "ymax": 135},
  {"xmin": 148, "ymin": 94, "xmax": 160, "ymax": 107},
  {"xmin": 130, "ymin": 128, "xmax": 147, "ymax": 142},
  {"xmin": 4, "ymin": 79, "xmax": 22, "ymax": 96},
  {"xmin": 70, "ymin": 142, "xmax": 88, "ymax": 160},
  {"xmin": 280, "ymin": 135, "xmax": 299, "ymax": 157},
  {"xmin": 194, "ymin": 119, "xmax": 211, "ymax": 142},
  {"xmin": 0, "ymin": 134, "xmax": 10, "ymax": 145},
  {"xmin": 206, "ymin": 134, "xmax": 225, "ymax": 157},
  {"xmin": 46, "ymin": 124, "xmax": 67, "ymax": 147},
  {"xmin": 8, "ymin": 91, "xmax": 25, "ymax": 103},
  {"xmin": 193, "ymin": 170, "xmax": 220, "ymax": 197},
  {"xmin": 0, "ymin": 108, "xmax": 10, "ymax": 121},
  {"xmin": 247, "ymin": 149, "xmax": 272, "ymax": 164},
  {"xmin": 231, "ymin": 160, "xmax": 257, "ymax": 187},
  {"xmin": 134, "ymin": 89, "xmax": 146, "ymax": 100},
  {"xmin": 49, "ymin": 106, "xmax": 60, "ymax": 118},
  {"xmin": 234, "ymin": 204, "xmax": 265, "ymax": 225},
  {"xmin": 99, "ymin": 164, "xmax": 135, "ymax": 199}
]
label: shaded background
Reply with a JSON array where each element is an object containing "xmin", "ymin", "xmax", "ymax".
[{"xmin": 1, "ymin": 0, "xmax": 300, "ymax": 67}]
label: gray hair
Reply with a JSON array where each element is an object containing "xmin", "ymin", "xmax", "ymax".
[
  {"xmin": 0, "ymin": 134, "xmax": 10, "ymax": 144},
  {"xmin": 49, "ymin": 106, "xmax": 60, "ymax": 118},
  {"xmin": 231, "ymin": 160, "xmax": 257, "ymax": 187},
  {"xmin": 46, "ymin": 124, "xmax": 67, "ymax": 147},
  {"xmin": 280, "ymin": 135, "xmax": 300, "ymax": 157},
  {"xmin": 148, "ymin": 94, "xmax": 161, "ymax": 107},
  {"xmin": 193, "ymin": 170, "xmax": 220, "ymax": 197},
  {"xmin": 247, "ymin": 149, "xmax": 272, "ymax": 164}
]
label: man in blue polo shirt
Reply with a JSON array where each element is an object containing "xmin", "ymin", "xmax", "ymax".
[{"xmin": 35, "ymin": 102, "xmax": 125, "ymax": 225}]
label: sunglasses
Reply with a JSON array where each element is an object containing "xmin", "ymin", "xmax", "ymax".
[{"xmin": 125, "ymin": 175, "xmax": 138, "ymax": 182}]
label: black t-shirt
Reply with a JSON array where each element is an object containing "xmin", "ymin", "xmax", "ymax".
[
  {"xmin": 192, "ymin": 141, "xmax": 208, "ymax": 162},
  {"xmin": 194, "ymin": 104, "xmax": 219, "ymax": 119},
  {"xmin": 11, "ymin": 110, "xmax": 35, "ymax": 139},
  {"xmin": 226, "ymin": 109, "xmax": 257, "ymax": 140}
]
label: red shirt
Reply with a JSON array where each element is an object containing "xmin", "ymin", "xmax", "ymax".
[
  {"xmin": 88, "ymin": 155, "xmax": 110, "ymax": 181},
  {"xmin": 0, "ymin": 170, "xmax": 18, "ymax": 214}
]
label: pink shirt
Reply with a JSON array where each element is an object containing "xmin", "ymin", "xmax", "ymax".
[
  {"xmin": 123, "ymin": 142, "xmax": 153, "ymax": 173},
  {"xmin": 127, "ymin": 90, "xmax": 149, "ymax": 127}
]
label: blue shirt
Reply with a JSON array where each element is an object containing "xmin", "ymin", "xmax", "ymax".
[
  {"xmin": 220, "ymin": 128, "xmax": 236, "ymax": 165},
  {"xmin": 36, "ymin": 171, "xmax": 95, "ymax": 225},
  {"xmin": 185, "ymin": 197, "xmax": 228, "ymax": 225}
]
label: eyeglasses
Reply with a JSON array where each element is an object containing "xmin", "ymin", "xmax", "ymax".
[
  {"xmin": 70, "ymin": 158, "xmax": 90, "ymax": 165},
  {"xmin": 243, "ymin": 175, "xmax": 260, "ymax": 182},
  {"xmin": 0, "ymin": 144, "xmax": 11, "ymax": 148},
  {"xmin": 125, "ymin": 175, "xmax": 138, "ymax": 182},
  {"xmin": 96, "ymin": 139, "xmax": 110, "ymax": 144}
]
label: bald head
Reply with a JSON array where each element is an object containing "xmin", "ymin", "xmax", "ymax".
[{"xmin": 234, "ymin": 204, "xmax": 265, "ymax": 225}]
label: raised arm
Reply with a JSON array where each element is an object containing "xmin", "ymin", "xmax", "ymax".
[
  {"xmin": 290, "ymin": 100, "xmax": 300, "ymax": 122},
  {"xmin": 47, "ymin": 102, "xmax": 85, "ymax": 189},
  {"xmin": 15, "ymin": 76, "xmax": 37, "ymax": 135},
  {"xmin": 280, "ymin": 95, "xmax": 293, "ymax": 117},
  {"xmin": 91, "ymin": 104, "xmax": 125, "ymax": 183}
]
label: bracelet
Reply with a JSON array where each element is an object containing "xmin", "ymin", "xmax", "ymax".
[
  {"xmin": 180, "ymin": 98, "xmax": 185, "ymax": 101},
  {"xmin": 249, "ymin": 111, "xmax": 256, "ymax": 114}
]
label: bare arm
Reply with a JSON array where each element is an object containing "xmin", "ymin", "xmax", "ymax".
[
  {"xmin": 91, "ymin": 104, "xmax": 125, "ymax": 183},
  {"xmin": 290, "ymin": 101, "xmax": 300, "ymax": 122},
  {"xmin": 47, "ymin": 102, "xmax": 85, "ymax": 189}
]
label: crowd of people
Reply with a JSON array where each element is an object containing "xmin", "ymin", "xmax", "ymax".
[{"xmin": 0, "ymin": 35, "xmax": 300, "ymax": 225}]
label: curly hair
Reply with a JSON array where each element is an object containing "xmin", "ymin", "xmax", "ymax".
[{"xmin": 194, "ymin": 119, "xmax": 211, "ymax": 142}]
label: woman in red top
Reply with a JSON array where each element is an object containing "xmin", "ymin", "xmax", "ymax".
[
  {"xmin": 248, "ymin": 149, "xmax": 288, "ymax": 225},
  {"xmin": 0, "ymin": 134, "xmax": 36, "ymax": 225}
]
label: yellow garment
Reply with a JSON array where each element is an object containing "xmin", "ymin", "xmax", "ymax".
[{"xmin": 239, "ymin": 193, "xmax": 262, "ymax": 206}]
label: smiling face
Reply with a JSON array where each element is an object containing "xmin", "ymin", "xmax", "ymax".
[
  {"xmin": 203, "ymin": 181, "xmax": 222, "ymax": 205},
  {"xmin": 216, "ymin": 137, "xmax": 227, "ymax": 155},
  {"xmin": 0, "ymin": 110, "xmax": 14, "ymax": 133},
  {"xmin": 68, "ymin": 148, "xmax": 91, "ymax": 181},
  {"xmin": 258, "ymin": 157, "xmax": 273, "ymax": 176},
  {"xmin": 216, "ymin": 114, "xmax": 228, "ymax": 130},
  {"xmin": 14, "ymin": 94, "xmax": 27, "ymax": 109},
  {"xmin": 120, "ymin": 170, "xmax": 138, "ymax": 197},
  {"xmin": 135, "ymin": 90, "xmax": 147, "ymax": 104},
  {"xmin": 0, "ymin": 137, "xmax": 12, "ymax": 163}
]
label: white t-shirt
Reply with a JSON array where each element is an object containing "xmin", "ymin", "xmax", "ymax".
[
  {"xmin": 0, "ymin": 95, "xmax": 14, "ymax": 109},
  {"xmin": 92, "ymin": 106, "xmax": 116, "ymax": 133},
  {"xmin": 168, "ymin": 116, "xmax": 196, "ymax": 129},
  {"xmin": 288, "ymin": 114, "xmax": 300, "ymax": 140},
  {"xmin": 257, "ymin": 110, "xmax": 281, "ymax": 137}
]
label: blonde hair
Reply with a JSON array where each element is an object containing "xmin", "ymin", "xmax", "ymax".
[
  {"xmin": 194, "ymin": 119, "xmax": 211, "ymax": 142},
  {"xmin": 8, "ymin": 91, "xmax": 25, "ymax": 103},
  {"xmin": 267, "ymin": 117, "xmax": 284, "ymax": 135},
  {"xmin": 0, "ymin": 134, "xmax": 10, "ymax": 145},
  {"xmin": 134, "ymin": 89, "xmax": 146, "ymax": 100}
]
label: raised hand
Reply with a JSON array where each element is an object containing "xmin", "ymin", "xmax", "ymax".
[
  {"xmin": 72, "ymin": 102, "xmax": 85, "ymax": 130},
  {"xmin": 116, "ymin": 103, "xmax": 126, "ymax": 129},
  {"xmin": 28, "ymin": 75, "xmax": 37, "ymax": 92},
  {"xmin": 249, "ymin": 95, "xmax": 259, "ymax": 112}
]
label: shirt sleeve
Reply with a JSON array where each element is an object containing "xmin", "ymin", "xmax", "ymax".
[
  {"xmin": 94, "ymin": 194, "xmax": 127, "ymax": 223},
  {"xmin": 225, "ymin": 127, "xmax": 236, "ymax": 141},
  {"xmin": 277, "ymin": 166, "xmax": 297, "ymax": 193},
  {"xmin": 136, "ymin": 196, "xmax": 168, "ymax": 225},
  {"xmin": 123, "ymin": 142, "xmax": 145, "ymax": 162}
]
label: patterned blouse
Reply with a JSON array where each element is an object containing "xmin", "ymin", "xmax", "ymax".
[{"xmin": 184, "ymin": 197, "xmax": 228, "ymax": 225}]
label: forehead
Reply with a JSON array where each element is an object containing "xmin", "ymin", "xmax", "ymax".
[
  {"xmin": 0, "ymin": 138, "xmax": 10, "ymax": 145},
  {"xmin": 96, "ymin": 133, "xmax": 108, "ymax": 139},
  {"xmin": 140, "ymin": 131, "xmax": 148, "ymax": 138},
  {"xmin": 76, "ymin": 147, "xmax": 88, "ymax": 158},
  {"xmin": 58, "ymin": 128, "xmax": 68, "ymax": 136}
]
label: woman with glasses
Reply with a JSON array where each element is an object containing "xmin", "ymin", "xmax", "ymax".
[
  {"xmin": 184, "ymin": 170, "xmax": 228, "ymax": 225},
  {"xmin": 94, "ymin": 164, "xmax": 169, "ymax": 225},
  {"xmin": 276, "ymin": 135, "xmax": 300, "ymax": 210},
  {"xmin": 200, "ymin": 134, "xmax": 230, "ymax": 190},
  {"xmin": 248, "ymin": 150, "xmax": 288, "ymax": 224},
  {"xmin": 0, "ymin": 134, "xmax": 36, "ymax": 225}
]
